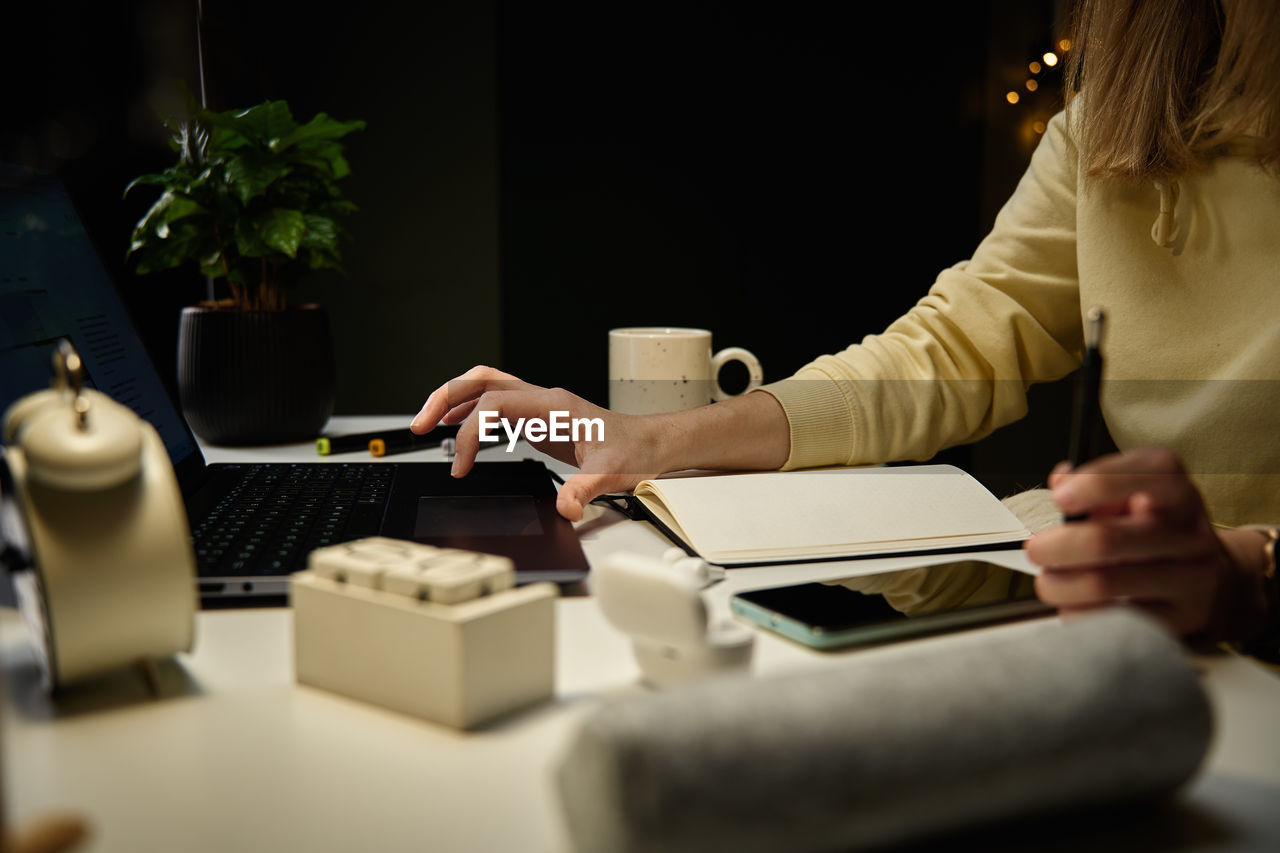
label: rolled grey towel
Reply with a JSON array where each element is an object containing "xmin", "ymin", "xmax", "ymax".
[{"xmin": 555, "ymin": 609, "xmax": 1211, "ymax": 853}]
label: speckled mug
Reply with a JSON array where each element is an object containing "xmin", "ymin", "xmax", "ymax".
[{"xmin": 608, "ymin": 327, "xmax": 763, "ymax": 415}]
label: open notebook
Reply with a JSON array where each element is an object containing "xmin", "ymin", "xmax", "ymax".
[{"xmin": 631, "ymin": 465, "xmax": 1030, "ymax": 566}]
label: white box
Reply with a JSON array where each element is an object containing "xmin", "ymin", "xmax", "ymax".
[{"xmin": 293, "ymin": 551, "xmax": 557, "ymax": 729}]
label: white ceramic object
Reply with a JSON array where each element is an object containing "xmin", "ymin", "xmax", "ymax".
[
  {"xmin": 1, "ymin": 343, "xmax": 196, "ymax": 689},
  {"xmin": 608, "ymin": 327, "xmax": 763, "ymax": 414},
  {"xmin": 292, "ymin": 537, "xmax": 557, "ymax": 729},
  {"xmin": 591, "ymin": 550, "xmax": 753, "ymax": 688}
]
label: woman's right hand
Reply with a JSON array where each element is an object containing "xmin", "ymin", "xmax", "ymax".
[{"xmin": 410, "ymin": 366, "xmax": 668, "ymax": 521}]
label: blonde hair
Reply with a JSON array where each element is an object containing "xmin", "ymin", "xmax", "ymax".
[{"xmin": 1065, "ymin": 0, "xmax": 1280, "ymax": 179}]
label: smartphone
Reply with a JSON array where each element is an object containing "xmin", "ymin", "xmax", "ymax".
[{"xmin": 730, "ymin": 561, "xmax": 1053, "ymax": 651}]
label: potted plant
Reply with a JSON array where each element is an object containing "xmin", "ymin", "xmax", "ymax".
[{"xmin": 125, "ymin": 99, "xmax": 365, "ymax": 444}]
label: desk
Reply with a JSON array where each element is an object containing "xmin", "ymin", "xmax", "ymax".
[{"xmin": 3, "ymin": 416, "xmax": 1280, "ymax": 852}]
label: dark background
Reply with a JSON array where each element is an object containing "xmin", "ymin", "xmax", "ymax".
[{"xmin": 2, "ymin": 0, "xmax": 1076, "ymax": 496}]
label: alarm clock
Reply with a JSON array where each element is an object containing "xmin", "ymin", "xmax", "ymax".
[{"xmin": 0, "ymin": 341, "xmax": 196, "ymax": 689}]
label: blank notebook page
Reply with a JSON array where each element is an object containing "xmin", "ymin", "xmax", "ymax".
[{"xmin": 634, "ymin": 465, "xmax": 1029, "ymax": 564}]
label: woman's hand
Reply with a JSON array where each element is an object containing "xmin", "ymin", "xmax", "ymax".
[
  {"xmin": 1025, "ymin": 447, "xmax": 1272, "ymax": 639},
  {"xmin": 410, "ymin": 366, "xmax": 667, "ymax": 521}
]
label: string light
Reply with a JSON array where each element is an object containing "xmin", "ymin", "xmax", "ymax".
[
  {"xmin": 1006, "ymin": 39, "xmax": 1066, "ymax": 113},
  {"xmin": 1033, "ymin": 120, "xmax": 1047, "ymax": 134}
]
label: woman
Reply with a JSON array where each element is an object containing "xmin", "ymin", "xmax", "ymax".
[{"xmin": 411, "ymin": 0, "xmax": 1279, "ymax": 652}]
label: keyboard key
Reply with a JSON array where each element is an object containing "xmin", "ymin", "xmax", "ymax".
[{"xmin": 195, "ymin": 464, "xmax": 397, "ymax": 578}]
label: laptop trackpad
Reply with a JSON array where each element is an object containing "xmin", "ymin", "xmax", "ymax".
[{"xmin": 414, "ymin": 496, "xmax": 545, "ymax": 538}]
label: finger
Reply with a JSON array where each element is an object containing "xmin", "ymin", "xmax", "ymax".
[
  {"xmin": 441, "ymin": 399, "xmax": 479, "ymax": 425},
  {"xmin": 1034, "ymin": 560, "xmax": 1216, "ymax": 609},
  {"xmin": 7, "ymin": 813, "xmax": 89, "ymax": 853},
  {"xmin": 554, "ymin": 471, "xmax": 617, "ymax": 522},
  {"xmin": 1054, "ymin": 602, "xmax": 1112, "ymax": 623},
  {"xmin": 1052, "ymin": 447, "xmax": 1198, "ymax": 517},
  {"xmin": 1046, "ymin": 460, "xmax": 1071, "ymax": 489},
  {"xmin": 450, "ymin": 390, "xmax": 507, "ymax": 477},
  {"xmin": 410, "ymin": 366, "xmax": 528, "ymax": 433},
  {"xmin": 1025, "ymin": 512, "xmax": 1217, "ymax": 569},
  {"xmin": 1052, "ymin": 599, "xmax": 1184, "ymax": 633},
  {"xmin": 450, "ymin": 388, "xmax": 562, "ymax": 477}
]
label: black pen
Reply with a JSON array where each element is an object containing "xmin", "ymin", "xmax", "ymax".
[
  {"xmin": 1065, "ymin": 306, "xmax": 1105, "ymax": 521},
  {"xmin": 369, "ymin": 424, "xmax": 460, "ymax": 457}
]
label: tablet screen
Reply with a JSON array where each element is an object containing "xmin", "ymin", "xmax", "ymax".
[{"xmin": 414, "ymin": 496, "xmax": 545, "ymax": 538}]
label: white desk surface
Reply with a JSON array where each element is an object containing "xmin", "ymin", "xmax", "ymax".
[{"xmin": 4, "ymin": 415, "xmax": 1279, "ymax": 852}]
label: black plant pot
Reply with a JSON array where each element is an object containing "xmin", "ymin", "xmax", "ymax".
[{"xmin": 177, "ymin": 304, "xmax": 337, "ymax": 445}]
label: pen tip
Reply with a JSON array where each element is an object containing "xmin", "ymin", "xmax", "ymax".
[{"xmin": 1085, "ymin": 306, "xmax": 1106, "ymax": 349}]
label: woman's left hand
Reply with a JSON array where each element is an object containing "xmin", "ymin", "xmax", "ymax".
[{"xmin": 1025, "ymin": 446, "xmax": 1270, "ymax": 638}]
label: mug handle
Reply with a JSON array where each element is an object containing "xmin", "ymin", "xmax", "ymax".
[{"xmin": 710, "ymin": 347, "xmax": 763, "ymax": 402}]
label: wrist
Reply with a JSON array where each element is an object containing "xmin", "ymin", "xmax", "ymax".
[
  {"xmin": 635, "ymin": 411, "xmax": 685, "ymax": 477},
  {"xmin": 1219, "ymin": 526, "xmax": 1273, "ymax": 577},
  {"xmin": 1213, "ymin": 527, "xmax": 1280, "ymax": 657},
  {"xmin": 634, "ymin": 392, "xmax": 791, "ymax": 476}
]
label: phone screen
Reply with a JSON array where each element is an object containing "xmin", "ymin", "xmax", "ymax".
[{"xmin": 730, "ymin": 561, "xmax": 1052, "ymax": 651}]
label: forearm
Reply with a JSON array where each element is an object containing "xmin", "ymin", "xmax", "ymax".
[{"xmin": 649, "ymin": 390, "xmax": 790, "ymax": 474}]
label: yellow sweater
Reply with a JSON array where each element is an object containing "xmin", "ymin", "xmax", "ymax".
[{"xmin": 760, "ymin": 107, "xmax": 1280, "ymax": 529}]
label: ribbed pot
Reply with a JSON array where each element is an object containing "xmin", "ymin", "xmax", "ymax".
[{"xmin": 177, "ymin": 304, "xmax": 336, "ymax": 445}]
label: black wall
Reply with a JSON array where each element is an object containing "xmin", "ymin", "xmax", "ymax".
[{"xmin": 496, "ymin": 3, "xmax": 991, "ymax": 400}]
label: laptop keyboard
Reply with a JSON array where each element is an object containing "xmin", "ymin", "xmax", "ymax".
[{"xmin": 192, "ymin": 464, "xmax": 395, "ymax": 577}]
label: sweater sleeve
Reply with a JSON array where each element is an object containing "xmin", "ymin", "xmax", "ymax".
[{"xmin": 757, "ymin": 109, "xmax": 1086, "ymax": 470}]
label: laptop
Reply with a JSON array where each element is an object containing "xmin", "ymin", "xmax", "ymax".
[{"xmin": 0, "ymin": 168, "xmax": 590, "ymax": 604}]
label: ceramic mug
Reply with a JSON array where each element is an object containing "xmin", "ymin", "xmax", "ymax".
[{"xmin": 608, "ymin": 327, "xmax": 763, "ymax": 415}]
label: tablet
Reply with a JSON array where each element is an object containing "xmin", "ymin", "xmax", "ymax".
[
  {"xmin": 731, "ymin": 560, "xmax": 1053, "ymax": 651},
  {"xmin": 379, "ymin": 460, "xmax": 590, "ymax": 584}
]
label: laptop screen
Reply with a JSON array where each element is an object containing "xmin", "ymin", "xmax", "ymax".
[{"xmin": 0, "ymin": 166, "xmax": 202, "ymax": 471}]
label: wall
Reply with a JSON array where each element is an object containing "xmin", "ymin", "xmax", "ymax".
[
  {"xmin": 496, "ymin": 2, "xmax": 992, "ymax": 402},
  {"xmin": 199, "ymin": 0, "xmax": 503, "ymax": 415}
]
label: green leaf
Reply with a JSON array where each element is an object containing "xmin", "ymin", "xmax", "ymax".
[
  {"xmin": 199, "ymin": 250, "xmax": 227, "ymax": 279},
  {"xmin": 224, "ymin": 101, "xmax": 297, "ymax": 146},
  {"xmin": 130, "ymin": 191, "xmax": 205, "ymax": 249},
  {"xmin": 123, "ymin": 172, "xmax": 171, "ymax": 197},
  {"xmin": 249, "ymin": 208, "xmax": 305, "ymax": 258},
  {"xmin": 131, "ymin": 220, "xmax": 207, "ymax": 274},
  {"xmin": 206, "ymin": 122, "xmax": 250, "ymax": 152},
  {"xmin": 300, "ymin": 214, "xmax": 338, "ymax": 252},
  {"xmin": 270, "ymin": 113, "xmax": 365, "ymax": 152},
  {"xmin": 291, "ymin": 137, "xmax": 348, "ymax": 178},
  {"xmin": 320, "ymin": 198, "xmax": 359, "ymax": 216},
  {"xmin": 223, "ymin": 149, "xmax": 291, "ymax": 205},
  {"xmin": 303, "ymin": 247, "xmax": 345, "ymax": 272},
  {"xmin": 233, "ymin": 216, "xmax": 271, "ymax": 257}
]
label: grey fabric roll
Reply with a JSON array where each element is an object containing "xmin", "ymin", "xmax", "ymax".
[{"xmin": 554, "ymin": 608, "xmax": 1212, "ymax": 853}]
